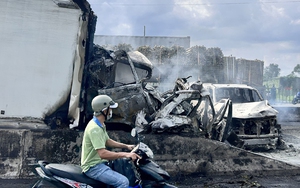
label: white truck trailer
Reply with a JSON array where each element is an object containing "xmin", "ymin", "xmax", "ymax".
[{"xmin": 0, "ymin": 0, "xmax": 96, "ymax": 129}]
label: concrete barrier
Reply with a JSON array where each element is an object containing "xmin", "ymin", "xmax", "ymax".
[
  {"xmin": 0, "ymin": 128, "xmax": 82, "ymax": 178},
  {"xmin": 1, "ymin": 128, "xmax": 300, "ymax": 179}
]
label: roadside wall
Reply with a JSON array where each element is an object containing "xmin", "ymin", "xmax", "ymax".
[{"xmin": 1, "ymin": 128, "xmax": 300, "ymax": 179}]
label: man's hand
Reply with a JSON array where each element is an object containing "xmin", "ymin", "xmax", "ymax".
[
  {"xmin": 125, "ymin": 152, "xmax": 141, "ymax": 161},
  {"xmin": 126, "ymin": 144, "xmax": 135, "ymax": 151}
]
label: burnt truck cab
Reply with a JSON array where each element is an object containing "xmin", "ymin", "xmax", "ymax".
[
  {"xmin": 203, "ymin": 83, "xmax": 282, "ymax": 150},
  {"xmin": 80, "ymin": 45, "xmax": 158, "ymax": 130}
]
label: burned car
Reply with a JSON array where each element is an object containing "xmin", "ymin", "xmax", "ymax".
[
  {"xmin": 203, "ymin": 83, "xmax": 284, "ymax": 150},
  {"xmin": 80, "ymin": 45, "xmax": 232, "ymax": 142}
]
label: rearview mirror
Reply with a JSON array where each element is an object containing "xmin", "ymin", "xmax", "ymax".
[{"xmin": 131, "ymin": 128, "xmax": 137, "ymax": 137}]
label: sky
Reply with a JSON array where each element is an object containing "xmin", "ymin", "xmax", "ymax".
[{"xmin": 88, "ymin": 0, "xmax": 300, "ymax": 76}]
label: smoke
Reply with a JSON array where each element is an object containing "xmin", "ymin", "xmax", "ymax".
[{"xmin": 154, "ymin": 58, "xmax": 200, "ymax": 92}]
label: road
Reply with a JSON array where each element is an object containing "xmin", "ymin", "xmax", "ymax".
[
  {"xmin": 1, "ymin": 121, "xmax": 300, "ymax": 188},
  {"xmin": 173, "ymin": 121, "xmax": 300, "ymax": 187},
  {"xmin": 255, "ymin": 121, "xmax": 300, "ymax": 167}
]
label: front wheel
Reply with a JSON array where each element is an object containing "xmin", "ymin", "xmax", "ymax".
[{"xmin": 292, "ymin": 99, "xmax": 297, "ymax": 104}]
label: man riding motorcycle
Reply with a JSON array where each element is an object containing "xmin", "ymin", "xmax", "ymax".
[
  {"xmin": 81, "ymin": 95, "xmax": 141, "ymax": 188},
  {"xmin": 292, "ymin": 91, "xmax": 300, "ymax": 104}
]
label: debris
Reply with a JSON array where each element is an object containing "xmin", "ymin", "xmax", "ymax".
[{"xmin": 82, "ymin": 45, "xmax": 283, "ymax": 151}]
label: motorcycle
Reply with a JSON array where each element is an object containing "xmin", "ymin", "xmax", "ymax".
[
  {"xmin": 292, "ymin": 92, "xmax": 300, "ymax": 104},
  {"xmin": 31, "ymin": 128, "xmax": 177, "ymax": 188}
]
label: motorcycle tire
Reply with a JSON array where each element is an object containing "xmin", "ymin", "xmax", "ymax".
[{"xmin": 292, "ymin": 99, "xmax": 297, "ymax": 104}]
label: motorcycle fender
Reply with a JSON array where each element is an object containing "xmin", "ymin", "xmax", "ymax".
[
  {"xmin": 35, "ymin": 167, "xmax": 69, "ymax": 188},
  {"xmin": 35, "ymin": 167, "xmax": 56, "ymax": 182},
  {"xmin": 139, "ymin": 161, "xmax": 170, "ymax": 181}
]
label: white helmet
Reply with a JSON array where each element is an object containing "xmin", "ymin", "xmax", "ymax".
[{"xmin": 91, "ymin": 95, "xmax": 118, "ymax": 116}]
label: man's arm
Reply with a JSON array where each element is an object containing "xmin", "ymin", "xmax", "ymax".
[
  {"xmin": 97, "ymin": 148, "xmax": 140, "ymax": 161},
  {"xmin": 106, "ymin": 138, "xmax": 135, "ymax": 150}
]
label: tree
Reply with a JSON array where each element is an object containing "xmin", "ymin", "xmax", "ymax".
[
  {"xmin": 293, "ymin": 64, "xmax": 300, "ymax": 75},
  {"xmin": 169, "ymin": 45, "xmax": 186, "ymax": 65},
  {"xmin": 137, "ymin": 45, "xmax": 153, "ymax": 61},
  {"xmin": 186, "ymin": 45, "xmax": 207, "ymax": 65},
  {"xmin": 280, "ymin": 73, "xmax": 296, "ymax": 88},
  {"xmin": 152, "ymin": 45, "xmax": 170, "ymax": 64},
  {"xmin": 203, "ymin": 47, "xmax": 224, "ymax": 83},
  {"xmin": 264, "ymin": 63, "xmax": 281, "ymax": 81},
  {"xmin": 113, "ymin": 43, "xmax": 133, "ymax": 52}
]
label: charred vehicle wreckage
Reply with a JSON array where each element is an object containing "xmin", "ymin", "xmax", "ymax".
[
  {"xmin": 203, "ymin": 84, "xmax": 285, "ymax": 150},
  {"xmin": 78, "ymin": 45, "xmax": 285, "ymax": 151}
]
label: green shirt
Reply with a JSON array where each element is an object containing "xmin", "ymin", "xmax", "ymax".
[{"xmin": 81, "ymin": 119, "xmax": 109, "ymax": 172}]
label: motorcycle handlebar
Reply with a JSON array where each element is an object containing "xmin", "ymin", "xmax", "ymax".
[{"xmin": 131, "ymin": 144, "xmax": 139, "ymax": 153}]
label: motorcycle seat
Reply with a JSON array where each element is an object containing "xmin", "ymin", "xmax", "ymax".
[{"xmin": 46, "ymin": 163, "xmax": 104, "ymax": 185}]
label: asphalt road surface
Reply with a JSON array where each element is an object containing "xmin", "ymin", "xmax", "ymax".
[
  {"xmin": 1, "ymin": 121, "xmax": 300, "ymax": 188},
  {"xmin": 2, "ymin": 174, "xmax": 300, "ymax": 188}
]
